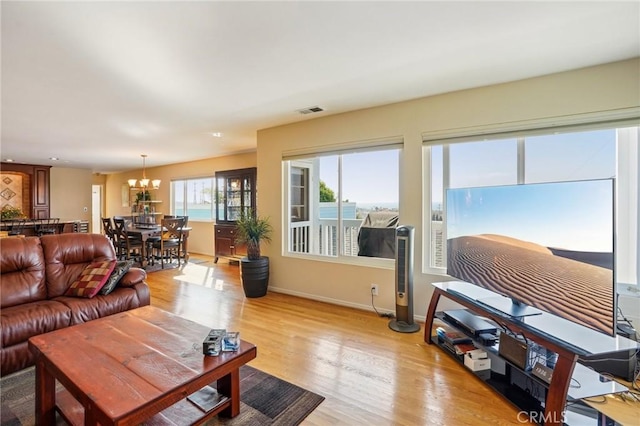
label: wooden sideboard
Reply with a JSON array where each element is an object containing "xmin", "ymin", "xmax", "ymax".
[{"xmin": 214, "ymin": 224, "xmax": 247, "ymax": 263}]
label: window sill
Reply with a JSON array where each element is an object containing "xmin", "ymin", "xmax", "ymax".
[
  {"xmin": 283, "ymin": 251, "xmax": 395, "ymax": 270},
  {"xmin": 618, "ymin": 283, "xmax": 640, "ymax": 298}
]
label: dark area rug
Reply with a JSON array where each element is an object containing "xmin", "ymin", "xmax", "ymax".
[{"xmin": 1, "ymin": 366, "xmax": 324, "ymax": 425}]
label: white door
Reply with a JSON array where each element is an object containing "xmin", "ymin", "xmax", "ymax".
[{"xmin": 91, "ymin": 185, "xmax": 102, "ymax": 233}]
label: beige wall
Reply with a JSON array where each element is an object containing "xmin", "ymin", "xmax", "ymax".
[
  {"xmin": 104, "ymin": 152, "xmax": 256, "ymax": 256},
  {"xmin": 257, "ymin": 59, "xmax": 640, "ymax": 321},
  {"xmin": 50, "ymin": 167, "xmax": 93, "ymax": 226},
  {"xmin": 44, "ymin": 59, "xmax": 639, "ymax": 324}
]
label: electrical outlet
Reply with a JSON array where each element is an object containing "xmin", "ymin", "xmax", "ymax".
[{"xmin": 370, "ymin": 284, "xmax": 379, "ymax": 296}]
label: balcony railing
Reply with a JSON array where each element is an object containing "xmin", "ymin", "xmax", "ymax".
[{"xmin": 290, "ymin": 218, "xmax": 362, "ymax": 256}]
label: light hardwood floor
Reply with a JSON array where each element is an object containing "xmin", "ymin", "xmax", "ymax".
[{"xmin": 146, "ymin": 255, "xmax": 532, "ymax": 425}]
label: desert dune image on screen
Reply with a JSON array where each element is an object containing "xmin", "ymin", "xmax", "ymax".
[{"xmin": 446, "ymin": 179, "xmax": 614, "ymax": 335}]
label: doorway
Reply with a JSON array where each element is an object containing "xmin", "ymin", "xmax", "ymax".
[{"xmin": 91, "ymin": 185, "xmax": 103, "ymax": 234}]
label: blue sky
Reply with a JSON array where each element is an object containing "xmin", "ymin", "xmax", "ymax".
[
  {"xmin": 319, "ymin": 149, "xmax": 400, "ymax": 204},
  {"xmin": 313, "ymin": 129, "xmax": 615, "ymax": 227}
]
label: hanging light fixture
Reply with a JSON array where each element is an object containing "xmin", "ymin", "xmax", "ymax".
[{"xmin": 128, "ymin": 154, "xmax": 161, "ymax": 189}]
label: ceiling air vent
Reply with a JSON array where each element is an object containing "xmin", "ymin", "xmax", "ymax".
[{"xmin": 297, "ymin": 106, "xmax": 325, "ymax": 115}]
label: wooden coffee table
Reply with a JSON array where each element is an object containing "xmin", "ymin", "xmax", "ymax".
[{"xmin": 28, "ymin": 306, "xmax": 257, "ymax": 425}]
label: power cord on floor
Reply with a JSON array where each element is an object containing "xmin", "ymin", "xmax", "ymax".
[{"xmin": 371, "ymin": 288, "xmax": 395, "ymax": 318}]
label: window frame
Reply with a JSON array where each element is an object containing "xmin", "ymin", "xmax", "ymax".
[
  {"xmin": 422, "ymin": 122, "xmax": 639, "ymax": 290},
  {"xmin": 282, "ymin": 141, "xmax": 402, "ymax": 268}
]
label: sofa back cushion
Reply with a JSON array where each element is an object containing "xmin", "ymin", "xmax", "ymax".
[
  {"xmin": 0, "ymin": 236, "xmax": 47, "ymax": 308},
  {"xmin": 40, "ymin": 233, "xmax": 117, "ymax": 298}
]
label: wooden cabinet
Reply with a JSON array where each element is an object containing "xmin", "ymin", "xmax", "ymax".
[
  {"xmin": 214, "ymin": 167, "xmax": 256, "ymax": 262},
  {"xmin": 0, "ymin": 163, "xmax": 51, "ymax": 219},
  {"xmin": 33, "ymin": 166, "xmax": 51, "ymax": 219},
  {"xmin": 214, "ymin": 224, "xmax": 247, "ymax": 262},
  {"xmin": 215, "ymin": 167, "xmax": 256, "ymax": 224}
]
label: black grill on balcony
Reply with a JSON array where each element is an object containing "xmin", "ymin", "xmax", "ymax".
[{"xmin": 357, "ymin": 211, "xmax": 398, "ymax": 259}]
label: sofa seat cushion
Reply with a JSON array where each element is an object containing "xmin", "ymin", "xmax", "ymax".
[
  {"xmin": 0, "ymin": 300, "xmax": 72, "ymax": 347},
  {"xmin": 54, "ymin": 287, "xmax": 148, "ymax": 325}
]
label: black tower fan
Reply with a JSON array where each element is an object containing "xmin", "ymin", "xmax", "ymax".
[{"xmin": 389, "ymin": 225, "xmax": 420, "ymax": 333}]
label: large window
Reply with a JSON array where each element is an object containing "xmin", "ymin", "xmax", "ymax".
[
  {"xmin": 425, "ymin": 125, "xmax": 639, "ymax": 287},
  {"xmin": 171, "ymin": 177, "xmax": 215, "ymax": 221},
  {"xmin": 284, "ymin": 146, "xmax": 400, "ymax": 262}
]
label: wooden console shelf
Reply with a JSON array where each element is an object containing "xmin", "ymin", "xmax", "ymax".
[{"xmin": 425, "ymin": 281, "xmax": 638, "ymax": 426}]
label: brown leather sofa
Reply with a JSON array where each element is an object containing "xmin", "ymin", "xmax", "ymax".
[{"xmin": 0, "ymin": 233, "xmax": 150, "ymax": 376}]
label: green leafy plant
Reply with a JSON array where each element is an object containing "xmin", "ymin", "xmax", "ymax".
[
  {"xmin": 235, "ymin": 211, "xmax": 273, "ymax": 260},
  {"xmin": 1, "ymin": 205, "xmax": 25, "ymax": 220},
  {"xmin": 135, "ymin": 190, "xmax": 151, "ymax": 203}
]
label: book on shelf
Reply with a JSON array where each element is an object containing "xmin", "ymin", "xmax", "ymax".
[
  {"xmin": 454, "ymin": 342, "xmax": 477, "ymax": 355},
  {"xmin": 440, "ymin": 339, "xmax": 457, "ymax": 355},
  {"xmin": 187, "ymin": 385, "xmax": 228, "ymax": 412},
  {"xmin": 436, "ymin": 327, "xmax": 472, "ymax": 345}
]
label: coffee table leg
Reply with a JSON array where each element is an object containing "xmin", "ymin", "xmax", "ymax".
[
  {"xmin": 217, "ymin": 369, "xmax": 240, "ymax": 417},
  {"xmin": 35, "ymin": 357, "xmax": 56, "ymax": 425},
  {"xmin": 84, "ymin": 407, "xmax": 98, "ymax": 425}
]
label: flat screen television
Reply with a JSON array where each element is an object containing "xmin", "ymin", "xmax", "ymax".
[{"xmin": 446, "ymin": 179, "xmax": 615, "ymax": 336}]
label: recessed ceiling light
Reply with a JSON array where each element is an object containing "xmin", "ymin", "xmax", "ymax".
[
  {"xmin": 5, "ymin": 159, "xmax": 14, "ymax": 162},
  {"xmin": 211, "ymin": 132, "xmax": 223, "ymax": 138},
  {"xmin": 50, "ymin": 157, "xmax": 59, "ymax": 161}
]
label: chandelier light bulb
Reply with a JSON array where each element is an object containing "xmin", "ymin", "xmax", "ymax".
[{"xmin": 129, "ymin": 154, "xmax": 160, "ymax": 189}]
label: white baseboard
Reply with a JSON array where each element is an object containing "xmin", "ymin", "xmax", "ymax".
[{"xmin": 267, "ymin": 286, "xmax": 426, "ymax": 323}]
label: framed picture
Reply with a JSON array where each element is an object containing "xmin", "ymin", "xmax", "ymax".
[{"xmin": 121, "ymin": 184, "xmax": 130, "ymax": 207}]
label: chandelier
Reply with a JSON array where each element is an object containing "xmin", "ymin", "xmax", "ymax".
[{"xmin": 128, "ymin": 154, "xmax": 161, "ymax": 189}]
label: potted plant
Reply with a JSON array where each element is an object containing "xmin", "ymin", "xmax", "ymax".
[
  {"xmin": 235, "ymin": 211, "xmax": 273, "ymax": 298},
  {"xmin": 1, "ymin": 205, "xmax": 25, "ymax": 221},
  {"xmin": 135, "ymin": 190, "xmax": 151, "ymax": 203}
]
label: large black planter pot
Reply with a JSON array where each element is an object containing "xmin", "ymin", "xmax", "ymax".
[{"xmin": 240, "ymin": 256, "xmax": 269, "ymax": 298}]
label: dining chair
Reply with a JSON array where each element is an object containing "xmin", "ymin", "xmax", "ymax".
[
  {"xmin": 162, "ymin": 215, "xmax": 189, "ymax": 260},
  {"xmin": 6, "ymin": 218, "xmax": 27, "ymax": 236},
  {"xmin": 101, "ymin": 217, "xmax": 118, "ymax": 249},
  {"xmin": 113, "ymin": 217, "xmax": 144, "ymax": 262},
  {"xmin": 163, "ymin": 215, "xmax": 189, "ymax": 227},
  {"xmin": 35, "ymin": 218, "xmax": 59, "ymax": 236},
  {"xmin": 150, "ymin": 217, "xmax": 186, "ymax": 268}
]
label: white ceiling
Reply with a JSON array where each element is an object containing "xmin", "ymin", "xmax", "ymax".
[{"xmin": 2, "ymin": 1, "xmax": 639, "ymax": 174}]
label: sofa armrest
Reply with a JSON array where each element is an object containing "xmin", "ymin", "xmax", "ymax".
[{"xmin": 119, "ymin": 267, "xmax": 147, "ymax": 287}]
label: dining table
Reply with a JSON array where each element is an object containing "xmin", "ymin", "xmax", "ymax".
[{"xmin": 126, "ymin": 224, "xmax": 192, "ymax": 268}]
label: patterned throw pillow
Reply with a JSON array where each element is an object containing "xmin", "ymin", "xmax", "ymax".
[
  {"xmin": 100, "ymin": 260, "xmax": 134, "ymax": 296},
  {"xmin": 65, "ymin": 260, "xmax": 116, "ymax": 298}
]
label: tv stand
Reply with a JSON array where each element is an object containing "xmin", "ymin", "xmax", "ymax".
[
  {"xmin": 476, "ymin": 295, "xmax": 543, "ymax": 318},
  {"xmin": 425, "ymin": 281, "xmax": 638, "ymax": 426}
]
